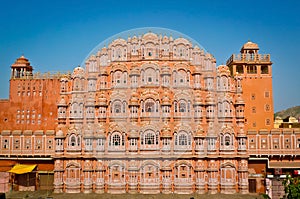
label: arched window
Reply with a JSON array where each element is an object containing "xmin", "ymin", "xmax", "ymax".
[
  {"xmin": 225, "ymin": 135, "xmax": 230, "ymax": 146},
  {"xmin": 144, "ymin": 98, "xmax": 156, "ymax": 113},
  {"xmin": 145, "ymin": 132, "xmax": 155, "ymax": 145},
  {"xmin": 220, "ymin": 76, "xmax": 228, "ymax": 91},
  {"xmin": 110, "ymin": 132, "xmax": 124, "ymax": 146},
  {"xmin": 144, "ymin": 67, "xmax": 156, "ymax": 85},
  {"xmin": 112, "ymin": 100, "xmax": 123, "ymax": 115},
  {"xmin": 220, "ymin": 133, "xmax": 233, "ymax": 149},
  {"xmin": 142, "ymin": 130, "xmax": 158, "ymax": 146},
  {"xmin": 174, "ymin": 101, "xmax": 178, "ymax": 112},
  {"xmin": 114, "ymin": 71, "xmax": 122, "ymax": 85},
  {"xmin": 177, "ymin": 70, "xmax": 187, "ymax": 85},
  {"xmin": 179, "ymin": 101, "xmax": 186, "ymax": 113},
  {"xmin": 69, "ymin": 134, "xmax": 79, "ymax": 147},
  {"xmin": 179, "ymin": 134, "xmax": 187, "ymax": 145},
  {"xmin": 115, "ymin": 105, "xmax": 121, "ymax": 113},
  {"xmin": 112, "ymin": 134, "xmax": 120, "ymax": 146},
  {"xmin": 60, "ymin": 81, "xmax": 66, "ymax": 92},
  {"xmin": 73, "ymin": 78, "xmax": 80, "ymax": 91},
  {"xmin": 175, "ymin": 131, "xmax": 191, "ymax": 146},
  {"xmin": 175, "ymin": 164, "xmax": 191, "ymax": 180},
  {"xmin": 145, "ymin": 101, "xmax": 154, "ymax": 112},
  {"xmin": 70, "ymin": 135, "xmax": 76, "ymax": 146},
  {"xmin": 116, "ymin": 48, "xmax": 122, "ymax": 59}
]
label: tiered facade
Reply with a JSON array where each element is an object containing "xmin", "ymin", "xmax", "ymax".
[
  {"xmin": 1, "ymin": 29, "xmax": 298, "ymax": 197},
  {"xmin": 53, "ymin": 32, "xmax": 248, "ymax": 194}
]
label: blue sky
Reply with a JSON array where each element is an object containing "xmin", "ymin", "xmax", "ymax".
[{"xmin": 0, "ymin": 0, "xmax": 299, "ymax": 112}]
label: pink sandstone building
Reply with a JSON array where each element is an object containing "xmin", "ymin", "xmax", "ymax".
[{"xmin": 0, "ymin": 28, "xmax": 299, "ymax": 198}]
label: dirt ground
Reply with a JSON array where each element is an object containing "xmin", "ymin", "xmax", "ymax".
[{"xmin": 5, "ymin": 191, "xmax": 265, "ymax": 199}]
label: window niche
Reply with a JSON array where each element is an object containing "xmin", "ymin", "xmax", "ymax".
[{"xmin": 261, "ymin": 65, "xmax": 269, "ymax": 74}]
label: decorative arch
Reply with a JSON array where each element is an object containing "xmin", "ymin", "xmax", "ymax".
[
  {"xmin": 140, "ymin": 124, "xmax": 160, "ymax": 133},
  {"xmin": 217, "ymin": 75, "xmax": 230, "ymax": 91},
  {"xmin": 109, "ymin": 160, "xmax": 126, "ymax": 168},
  {"xmin": 141, "ymin": 160, "xmax": 160, "ymax": 168},
  {"xmin": 109, "ymin": 131, "xmax": 124, "ymax": 146},
  {"xmin": 219, "ymin": 126, "xmax": 235, "ymax": 150},
  {"xmin": 174, "ymin": 130, "xmax": 192, "ymax": 147},
  {"xmin": 108, "ymin": 160, "xmax": 126, "ymax": 183},
  {"xmin": 174, "ymin": 160, "xmax": 193, "ymax": 181},
  {"xmin": 66, "ymin": 161, "xmax": 81, "ymax": 168},
  {"xmin": 140, "ymin": 160, "xmax": 160, "ymax": 183},
  {"xmin": 110, "ymin": 99, "xmax": 127, "ymax": 116},
  {"xmin": 108, "ymin": 122, "xmax": 126, "ymax": 133},
  {"xmin": 175, "ymin": 160, "xmax": 192, "ymax": 167},
  {"xmin": 140, "ymin": 125, "xmax": 160, "ymax": 150},
  {"xmin": 220, "ymin": 161, "xmax": 236, "ymax": 168}
]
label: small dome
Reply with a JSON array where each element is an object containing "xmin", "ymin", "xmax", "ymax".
[
  {"xmin": 194, "ymin": 92, "xmax": 203, "ymax": 105},
  {"xmin": 89, "ymin": 54, "xmax": 96, "ymax": 61},
  {"xmin": 161, "ymin": 66, "xmax": 171, "ymax": 75},
  {"xmin": 101, "ymin": 47, "xmax": 108, "ymax": 53},
  {"xmin": 162, "ymin": 96, "xmax": 171, "ymax": 105},
  {"xmin": 84, "ymin": 128, "xmax": 93, "ymax": 138},
  {"xmin": 58, "ymin": 97, "xmax": 67, "ymax": 106},
  {"xmin": 72, "ymin": 66, "xmax": 85, "ymax": 77},
  {"xmin": 97, "ymin": 92, "xmax": 107, "ymax": 106},
  {"xmin": 192, "ymin": 66, "xmax": 202, "ymax": 75},
  {"xmin": 86, "ymin": 94, "xmax": 95, "ymax": 106},
  {"xmin": 162, "ymin": 35, "xmax": 169, "ymax": 43},
  {"xmin": 194, "ymin": 125, "xmax": 205, "ymax": 138},
  {"xmin": 161, "ymin": 126, "xmax": 172, "ymax": 138},
  {"xmin": 242, "ymin": 40, "xmax": 259, "ymax": 50},
  {"xmin": 11, "ymin": 55, "xmax": 33, "ymax": 71},
  {"xmin": 94, "ymin": 125, "xmax": 106, "ymax": 138},
  {"xmin": 129, "ymin": 91, "xmax": 139, "ymax": 106},
  {"xmin": 162, "ymin": 91, "xmax": 171, "ymax": 105},
  {"xmin": 100, "ymin": 70, "xmax": 108, "ymax": 76},
  {"xmin": 128, "ymin": 129, "xmax": 139, "ymax": 138},
  {"xmin": 56, "ymin": 130, "xmax": 64, "ymax": 138},
  {"xmin": 130, "ymin": 67, "xmax": 140, "ymax": 76},
  {"xmin": 131, "ymin": 35, "xmax": 138, "ymax": 43},
  {"xmin": 14, "ymin": 55, "xmax": 30, "ymax": 65},
  {"xmin": 205, "ymin": 93, "xmax": 215, "ymax": 104},
  {"xmin": 235, "ymin": 95, "xmax": 245, "ymax": 105},
  {"xmin": 142, "ymin": 32, "xmax": 159, "ymax": 41}
]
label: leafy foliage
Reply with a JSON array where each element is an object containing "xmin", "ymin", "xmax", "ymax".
[{"xmin": 282, "ymin": 175, "xmax": 300, "ymax": 199}]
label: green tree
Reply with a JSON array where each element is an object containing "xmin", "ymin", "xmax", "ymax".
[{"xmin": 282, "ymin": 175, "xmax": 300, "ymax": 199}]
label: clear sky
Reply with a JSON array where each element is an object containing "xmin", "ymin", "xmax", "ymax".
[{"xmin": 0, "ymin": 0, "xmax": 299, "ymax": 112}]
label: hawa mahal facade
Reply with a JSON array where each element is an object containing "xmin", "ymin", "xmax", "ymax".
[{"xmin": 0, "ymin": 28, "xmax": 299, "ymax": 197}]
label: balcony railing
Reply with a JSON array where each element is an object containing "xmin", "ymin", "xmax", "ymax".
[
  {"xmin": 226, "ymin": 54, "xmax": 270, "ymax": 65},
  {"xmin": 175, "ymin": 178, "xmax": 193, "ymax": 184},
  {"xmin": 140, "ymin": 178, "xmax": 160, "ymax": 184}
]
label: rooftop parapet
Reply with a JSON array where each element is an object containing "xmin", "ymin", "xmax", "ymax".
[{"xmin": 226, "ymin": 53, "xmax": 271, "ymax": 65}]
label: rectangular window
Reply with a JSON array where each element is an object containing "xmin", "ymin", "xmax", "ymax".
[
  {"xmin": 247, "ymin": 65, "xmax": 257, "ymax": 74},
  {"xmin": 261, "ymin": 65, "xmax": 269, "ymax": 74},
  {"xmin": 261, "ymin": 138, "xmax": 267, "ymax": 149},
  {"xmin": 297, "ymin": 138, "xmax": 300, "ymax": 148},
  {"xmin": 264, "ymin": 91, "xmax": 270, "ymax": 98},
  {"xmin": 236, "ymin": 65, "xmax": 244, "ymax": 74},
  {"xmin": 25, "ymin": 138, "xmax": 31, "ymax": 149},
  {"xmin": 14, "ymin": 139, "xmax": 20, "ymax": 149},
  {"xmin": 2, "ymin": 139, "xmax": 9, "ymax": 149}
]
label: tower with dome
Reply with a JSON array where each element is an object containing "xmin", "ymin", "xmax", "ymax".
[{"xmin": 0, "ymin": 28, "xmax": 296, "ymax": 198}]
